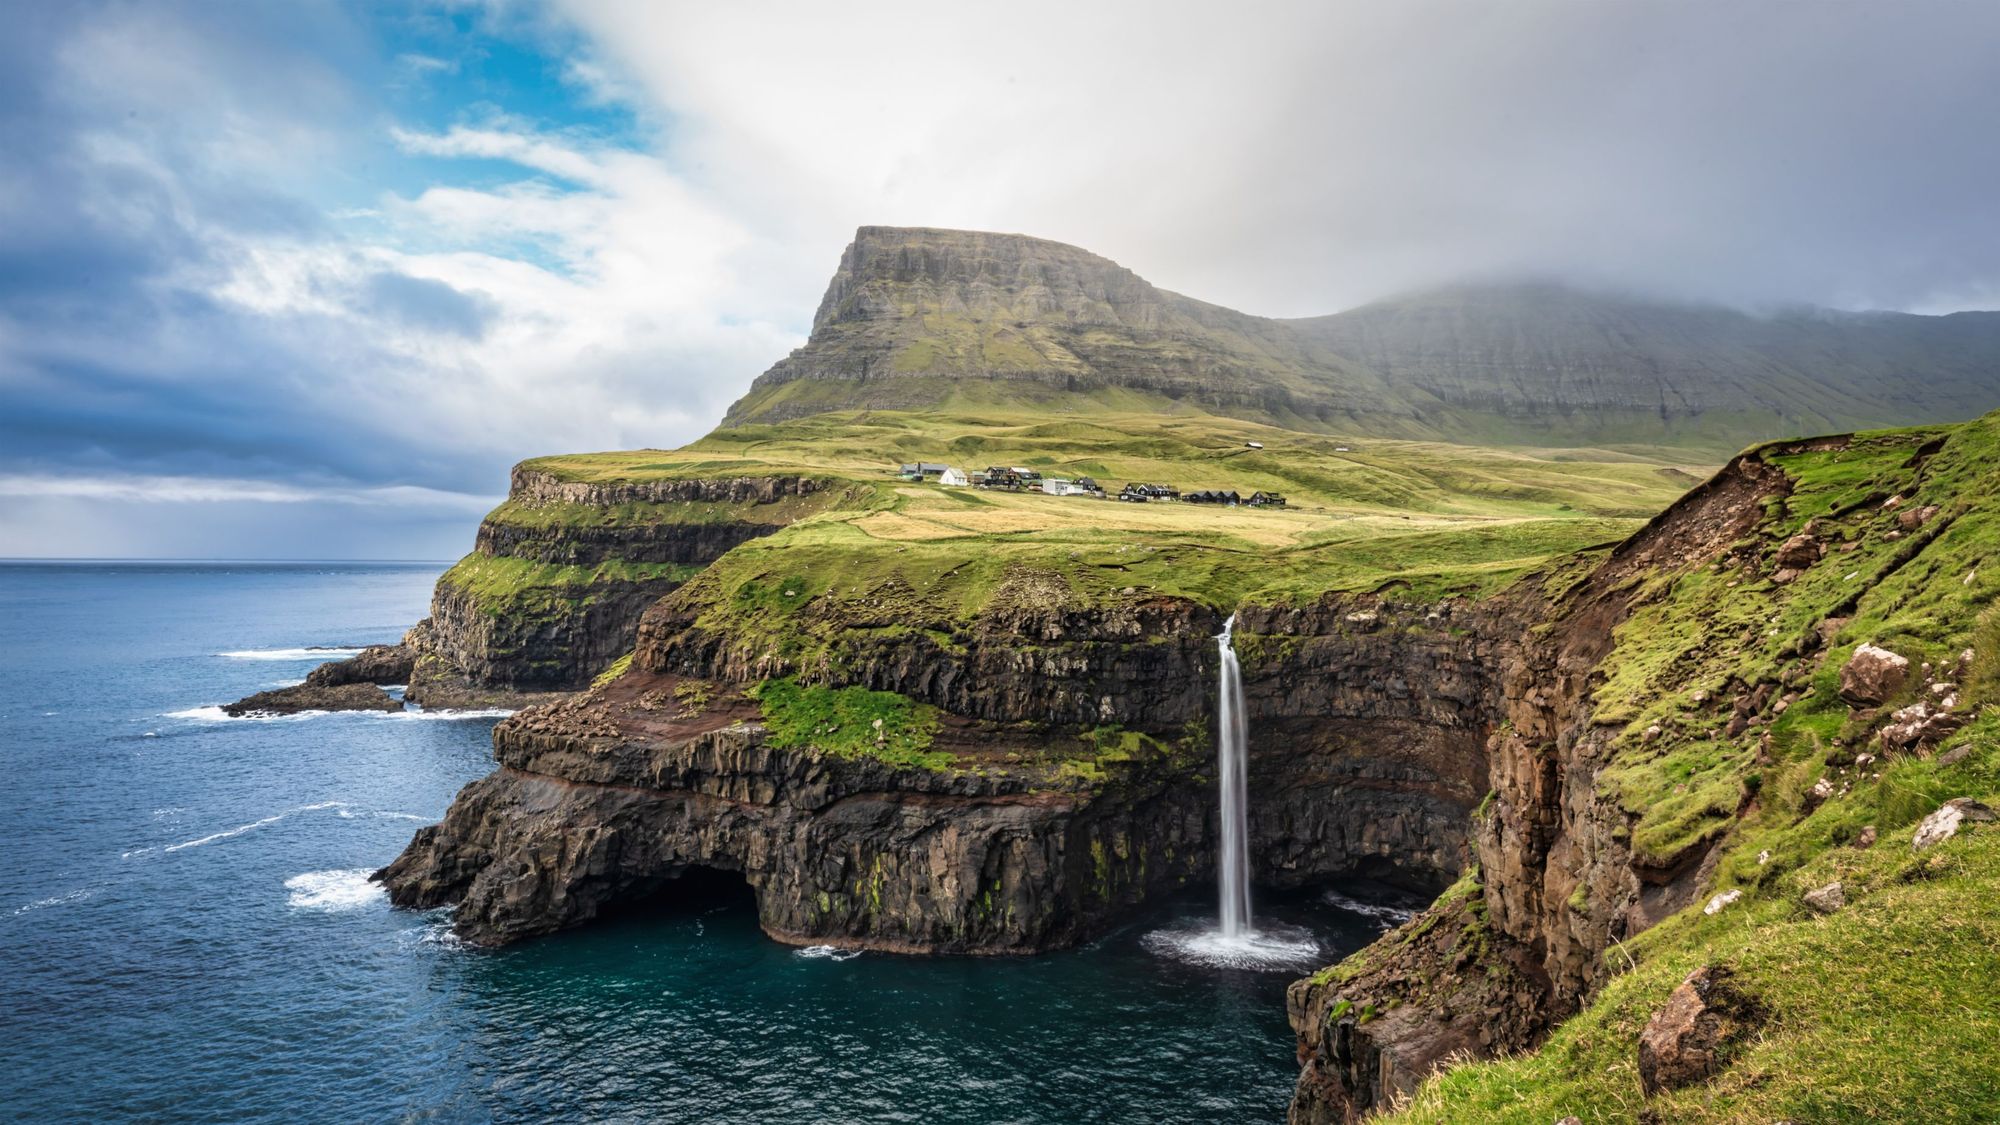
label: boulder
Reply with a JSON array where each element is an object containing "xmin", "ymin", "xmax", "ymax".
[
  {"xmin": 1894, "ymin": 504, "xmax": 1940, "ymax": 531},
  {"xmin": 1802, "ymin": 881, "xmax": 1845, "ymax": 914},
  {"xmin": 1772, "ymin": 532, "xmax": 1822, "ymax": 570},
  {"xmin": 1637, "ymin": 966, "xmax": 1761, "ymax": 1096},
  {"xmin": 1802, "ymin": 777, "xmax": 1835, "ymax": 812},
  {"xmin": 1853, "ymin": 825, "xmax": 1877, "ymax": 849},
  {"xmin": 1877, "ymin": 702, "xmax": 1966, "ymax": 755},
  {"xmin": 1839, "ymin": 643, "xmax": 1909, "ymax": 705},
  {"xmin": 1912, "ymin": 798, "xmax": 1996, "ymax": 850}
]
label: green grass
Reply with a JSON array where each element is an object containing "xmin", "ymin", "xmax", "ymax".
[
  {"xmin": 621, "ymin": 404, "xmax": 1708, "ymax": 519},
  {"xmin": 1377, "ymin": 410, "xmax": 2000, "ymax": 1121},
  {"xmin": 438, "ymin": 553, "xmax": 700, "ymax": 612},
  {"xmin": 1583, "ymin": 416, "xmax": 2000, "ymax": 867},
  {"xmin": 749, "ymin": 676, "xmax": 952, "ymax": 770},
  {"xmin": 589, "ymin": 652, "xmax": 634, "ymax": 690},
  {"xmin": 1388, "ymin": 716, "xmax": 2000, "ymax": 1124}
]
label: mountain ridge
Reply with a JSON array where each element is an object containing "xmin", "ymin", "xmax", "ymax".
[{"xmin": 722, "ymin": 226, "xmax": 2000, "ymax": 452}]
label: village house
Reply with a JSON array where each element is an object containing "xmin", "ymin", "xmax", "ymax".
[
  {"xmin": 938, "ymin": 467, "xmax": 969, "ymax": 486},
  {"xmin": 1184, "ymin": 489, "xmax": 1242, "ymax": 506},
  {"xmin": 1247, "ymin": 490, "xmax": 1287, "ymax": 508}
]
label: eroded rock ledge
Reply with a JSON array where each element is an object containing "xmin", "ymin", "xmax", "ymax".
[
  {"xmin": 1286, "ymin": 441, "xmax": 1806, "ymax": 1122},
  {"xmin": 379, "ymin": 591, "xmax": 1505, "ymax": 952}
]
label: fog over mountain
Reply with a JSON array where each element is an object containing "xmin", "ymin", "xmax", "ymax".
[
  {"xmin": 4, "ymin": 1, "xmax": 1999, "ymax": 556},
  {"xmin": 727, "ymin": 227, "xmax": 2000, "ymax": 452}
]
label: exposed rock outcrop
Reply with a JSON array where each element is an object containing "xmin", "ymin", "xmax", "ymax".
[
  {"xmin": 1912, "ymin": 798, "xmax": 1995, "ymax": 850},
  {"xmin": 304, "ymin": 642, "xmax": 414, "ymax": 688},
  {"xmin": 1636, "ymin": 966, "xmax": 1762, "ymax": 1096},
  {"xmin": 1286, "ymin": 439, "xmax": 1804, "ymax": 1120},
  {"xmin": 223, "ymin": 681, "xmax": 401, "ymax": 716},
  {"xmin": 402, "ymin": 471, "xmax": 840, "ymax": 704},
  {"xmin": 380, "ymin": 590, "xmax": 1500, "ymax": 950}
]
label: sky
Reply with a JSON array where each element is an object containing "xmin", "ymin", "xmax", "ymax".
[{"xmin": 4, "ymin": 0, "xmax": 1999, "ymax": 559}]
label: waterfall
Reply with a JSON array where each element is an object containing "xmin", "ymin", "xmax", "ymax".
[
  {"xmin": 1216, "ymin": 614, "xmax": 1253, "ymax": 937},
  {"xmin": 1139, "ymin": 613, "xmax": 1320, "ymax": 968}
]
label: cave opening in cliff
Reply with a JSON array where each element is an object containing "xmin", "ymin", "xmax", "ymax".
[{"xmin": 599, "ymin": 865, "xmax": 758, "ymax": 924}]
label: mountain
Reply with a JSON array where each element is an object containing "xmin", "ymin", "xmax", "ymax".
[{"xmin": 722, "ymin": 226, "xmax": 2000, "ymax": 452}]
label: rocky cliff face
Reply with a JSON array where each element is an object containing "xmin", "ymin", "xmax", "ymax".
[
  {"xmin": 723, "ymin": 226, "xmax": 1403, "ymax": 432},
  {"xmin": 1281, "ymin": 424, "xmax": 1992, "ymax": 1121},
  {"xmin": 379, "ymin": 584, "xmax": 1506, "ymax": 950},
  {"xmin": 722, "ymin": 227, "xmax": 2000, "ymax": 453},
  {"xmin": 404, "ymin": 470, "xmax": 839, "ymax": 706}
]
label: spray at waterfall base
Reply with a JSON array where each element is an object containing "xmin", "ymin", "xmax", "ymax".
[{"xmin": 1142, "ymin": 615, "xmax": 1322, "ymax": 970}]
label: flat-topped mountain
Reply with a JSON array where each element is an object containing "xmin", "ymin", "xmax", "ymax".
[{"xmin": 723, "ymin": 226, "xmax": 2000, "ymax": 451}]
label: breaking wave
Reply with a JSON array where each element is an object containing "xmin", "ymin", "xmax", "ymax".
[
  {"xmin": 161, "ymin": 801, "xmax": 347, "ymax": 852},
  {"xmin": 285, "ymin": 869, "xmax": 385, "ymax": 912},
  {"xmin": 12, "ymin": 888, "xmax": 92, "ymax": 916},
  {"xmin": 163, "ymin": 705, "xmax": 511, "ymax": 724},
  {"xmin": 217, "ymin": 647, "xmax": 366, "ymax": 661},
  {"xmin": 795, "ymin": 945, "xmax": 863, "ymax": 961}
]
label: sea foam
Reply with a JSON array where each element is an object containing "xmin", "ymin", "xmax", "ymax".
[
  {"xmin": 163, "ymin": 705, "xmax": 512, "ymax": 724},
  {"xmin": 285, "ymin": 869, "xmax": 385, "ymax": 912},
  {"xmin": 796, "ymin": 944, "xmax": 863, "ymax": 961},
  {"xmin": 218, "ymin": 647, "xmax": 366, "ymax": 661},
  {"xmin": 12, "ymin": 888, "xmax": 92, "ymax": 916},
  {"xmin": 160, "ymin": 801, "xmax": 348, "ymax": 852},
  {"xmin": 1321, "ymin": 890, "xmax": 1420, "ymax": 930}
]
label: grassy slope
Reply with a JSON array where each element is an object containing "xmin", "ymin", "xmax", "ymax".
[
  {"xmin": 1377, "ymin": 413, "xmax": 2000, "ymax": 1122},
  {"xmin": 563, "ymin": 407, "xmax": 1710, "ymax": 698},
  {"xmin": 516, "ymin": 405, "xmax": 1705, "ymax": 620}
]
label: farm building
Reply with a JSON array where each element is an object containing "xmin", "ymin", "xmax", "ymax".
[
  {"xmin": 939, "ymin": 467, "xmax": 969, "ymax": 486},
  {"xmin": 1184, "ymin": 489, "xmax": 1242, "ymax": 505},
  {"xmin": 1041, "ymin": 477, "xmax": 1101, "ymax": 497},
  {"xmin": 898, "ymin": 462, "xmax": 949, "ymax": 480}
]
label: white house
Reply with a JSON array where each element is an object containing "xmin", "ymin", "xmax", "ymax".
[
  {"xmin": 938, "ymin": 466, "xmax": 969, "ymax": 486},
  {"xmin": 1041, "ymin": 477, "xmax": 1073, "ymax": 495}
]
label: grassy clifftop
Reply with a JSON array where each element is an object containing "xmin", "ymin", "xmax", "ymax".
[{"xmin": 1350, "ymin": 411, "xmax": 2000, "ymax": 1122}]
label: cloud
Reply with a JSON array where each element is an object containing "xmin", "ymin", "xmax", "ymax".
[
  {"xmin": 5, "ymin": 0, "xmax": 2000, "ymax": 559},
  {"xmin": 0, "ymin": 1, "xmax": 801, "ymax": 556},
  {"xmin": 0, "ymin": 472, "xmax": 496, "ymax": 509},
  {"xmin": 552, "ymin": 0, "xmax": 2000, "ymax": 315}
]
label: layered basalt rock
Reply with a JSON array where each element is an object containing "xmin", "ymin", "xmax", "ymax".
[
  {"xmin": 378, "ymin": 672, "xmax": 1215, "ymax": 950},
  {"xmin": 1285, "ymin": 443, "xmax": 1808, "ymax": 1122},
  {"xmin": 381, "ymin": 586, "xmax": 1507, "ymax": 950},
  {"xmin": 223, "ymin": 680, "xmax": 402, "ymax": 717},
  {"xmin": 223, "ymin": 640, "xmax": 416, "ymax": 715},
  {"xmin": 402, "ymin": 471, "xmax": 836, "ymax": 705}
]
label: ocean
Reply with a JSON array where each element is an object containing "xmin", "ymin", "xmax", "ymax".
[{"xmin": 0, "ymin": 561, "xmax": 1402, "ymax": 1123}]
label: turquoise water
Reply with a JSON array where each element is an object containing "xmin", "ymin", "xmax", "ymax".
[{"xmin": 0, "ymin": 562, "xmax": 1404, "ymax": 1123}]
